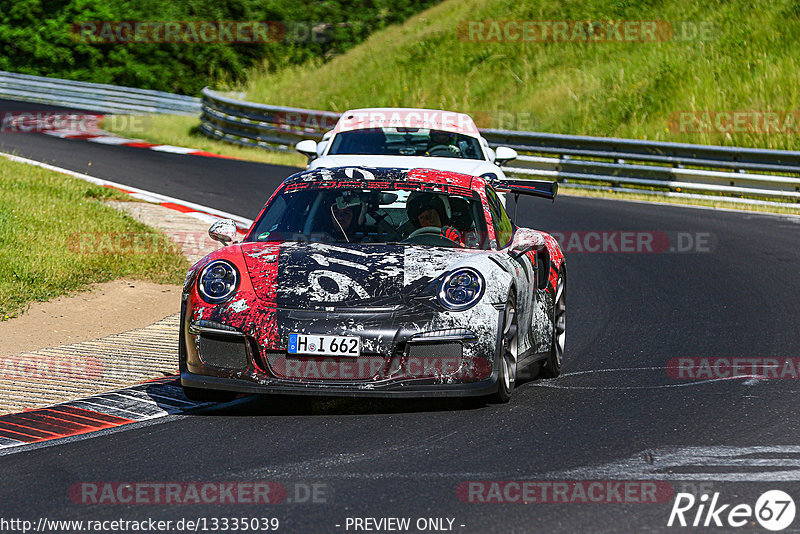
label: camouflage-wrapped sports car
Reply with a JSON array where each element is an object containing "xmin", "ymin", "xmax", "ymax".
[{"xmin": 180, "ymin": 166, "xmax": 565, "ymax": 403}]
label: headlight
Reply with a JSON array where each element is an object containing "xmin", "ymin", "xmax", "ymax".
[
  {"xmin": 197, "ymin": 260, "xmax": 239, "ymax": 304},
  {"xmin": 438, "ymin": 268, "xmax": 484, "ymax": 311}
]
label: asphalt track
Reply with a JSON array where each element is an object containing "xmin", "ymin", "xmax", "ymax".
[
  {"xmin": 0, "ymin": 99, "xmax": 292, "ymax": 218},
  {"xmin": 2, "ymin": 99, "xmax": 800, "ymax": 532}
]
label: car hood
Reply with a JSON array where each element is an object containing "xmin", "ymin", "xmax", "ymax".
[
  {"xmin": 238, "ymin": 241, "xmax": 477, "ymax": 309},
  {"xmin": 308, "ymin": 155, "xmax": 504, "ymax": 178}
]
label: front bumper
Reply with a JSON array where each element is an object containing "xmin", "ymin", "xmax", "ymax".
[
  {"xmin": 181, "ymin": 299, "xmax": 503, "ymax": 398},
  {"xmin": 180, "ymin": 369, "xmax": 501, "ymax": 398}
]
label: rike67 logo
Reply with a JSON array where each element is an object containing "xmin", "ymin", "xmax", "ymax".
[{"xmin": 668, "ymin": 490, "xmax": 796, "ymax": 531}]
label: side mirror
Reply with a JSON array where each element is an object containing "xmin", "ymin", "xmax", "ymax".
[
  {"xmin": 494, "ymin": 146, "xmax": 518, "ymax": 166},
  {"xmin": 208, "ymin": 219, "xmax": 238, "ymax": 246},
  {"xmin": 510, "ymin": 228, "xmax": 544, "ymax": 259},
  {"xmin": 295, "ymin": 139, "xmax": 318, "ymax": 159}
]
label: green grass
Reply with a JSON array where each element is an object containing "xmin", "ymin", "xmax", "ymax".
[
  {"xmin": 101, "ymin": 114, "xmax": 307, "ymax": 168},
  {"xmin": 234, "ymin": 0, "xmax": 800, "ymax": 152},
  {"xmin": 0, "ymin": 156, "xmax": 189, "ymax": 319}
]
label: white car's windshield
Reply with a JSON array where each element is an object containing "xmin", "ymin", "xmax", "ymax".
[
  {"xmin": 248, "ymin": 186, "xmax": 490, "ymax": 249},
  {"xmin": 327, "ymin": 128, "xmax": 484, "ymax": 160}
]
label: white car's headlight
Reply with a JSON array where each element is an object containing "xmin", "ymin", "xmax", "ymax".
[
  {"xmin": 438, "ymin": 268, "xmax": 484, "ymax": 311},
  {"xmin": 198, "ymin": 260, "xmax": 239, "ymax": 304}
]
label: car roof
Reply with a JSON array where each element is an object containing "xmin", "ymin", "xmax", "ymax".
[
  {"xmin": 332, "ymin": 108, "xmax": 480, "ymax": 136},
  {"xmin": 284, "ymin": 166, "xmax": 486, "ymax": 192}
]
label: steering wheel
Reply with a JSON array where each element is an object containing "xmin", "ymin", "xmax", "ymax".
[
  {"xmin": 406, "ymin": 226, "xmax": 442, "ymax": 239},
  {"xmin": 426, "ymin": 144, "xmax": 461, "ymax": 157}
]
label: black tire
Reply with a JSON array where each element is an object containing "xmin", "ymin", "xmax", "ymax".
[
  {"xmin": 492, "ymin": 291, "xmax": 518, "ymax": 403},
  {"xmin": 182, "ymin": 386, "xmax": 238, "ymax": 403},
  {"xmin": 540, "ymin": 268, "xmax": 565, "ymax": 379}
]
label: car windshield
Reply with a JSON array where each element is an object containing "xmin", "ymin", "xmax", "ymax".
[
  {"xmin": 247, "ymin": 186, "xmax": 490, "ymax": 249},
  {"xmin": 327, "ymin": 128, "xmax": 484, "ymax": 160}
]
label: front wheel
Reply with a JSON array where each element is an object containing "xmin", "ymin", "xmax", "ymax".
[
  {"xmin": 492, "ymin": 292, "xmax": 518, "ymax": 403},
  {"xmin": 540, "ymin": 269, "xmax": 566, "ymax": 378}
]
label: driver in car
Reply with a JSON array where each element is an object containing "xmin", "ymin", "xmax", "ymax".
[
  {"xmin": 425, "ymin": 130, "xmax": 461, "ymax": 157},
  {"xmin": 331, "ymin": 204, "xmax": 355, "ymax": 239},
  {"xmin": 328, "ymin": 193, "xmax": 364, "ymax": 242},
  {"xmin": 406, "ymin": 192, "xmax": 464, "ymax": 246}
]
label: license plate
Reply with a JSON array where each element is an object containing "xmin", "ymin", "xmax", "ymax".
[{"xmin": 287, "ymin": 334, "xmax": 361, "ymax": 357}]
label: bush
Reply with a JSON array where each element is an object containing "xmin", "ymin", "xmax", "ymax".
[{"xmin": 0, "ymin": 0, "xmax": 441, "ymax": 95}]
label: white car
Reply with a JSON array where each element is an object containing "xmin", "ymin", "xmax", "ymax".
[{"xmin": 295, "ymin": 107, "xmax": 518, "ymax": 180}]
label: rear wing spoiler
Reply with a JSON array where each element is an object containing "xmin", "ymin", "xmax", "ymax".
[{"xmin": 493, "ymin": 179, "xmax": 558, "ymax": 201}]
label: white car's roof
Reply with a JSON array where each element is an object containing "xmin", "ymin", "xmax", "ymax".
[{"xmin": 332, "ymin": 107, "xmax": 480, "ymax": 136}]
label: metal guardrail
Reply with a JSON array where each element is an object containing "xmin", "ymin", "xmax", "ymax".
[
  {"xmin": 203, "ymin": 88, "xmax": 800, "ymax": 202},
  {"xmin": 199, "ymin": 88, "xmax": 338, "ymax": 148},
  {"xmin": 6, "ymin": 71, "xmax": 795, "ymax": 202},
  {"xmin": 0, "ymin": 71, "xmax": 201, "ymax": 115},
  {"xmin": 481, "ymin": 130, "xmax": 800, "ymax": 201}
]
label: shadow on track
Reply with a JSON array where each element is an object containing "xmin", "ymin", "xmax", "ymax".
[{"xmin": 187, "ymin": 393, "xmax": 495, "ymax": 417}]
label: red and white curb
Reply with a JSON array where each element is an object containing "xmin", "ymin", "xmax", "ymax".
[
  {"xmin": 0, "ymin": 377, "xmax": 212, "ymax": 453},
  {"xmin": 0, "ymin": 151, "xmax": 253, "ymax": 452},
  {"xmin": 0, "ymin": 151, "xmax": 253, "ymax": 233},
  {"xmin": 43, "ymin": 128, "xmax": 239, "ymax": 160}
]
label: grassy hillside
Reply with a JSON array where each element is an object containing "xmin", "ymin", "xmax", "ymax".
[{"xmin": 237, "ymin": 0, "xmax": 800, "ymax": 150}]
